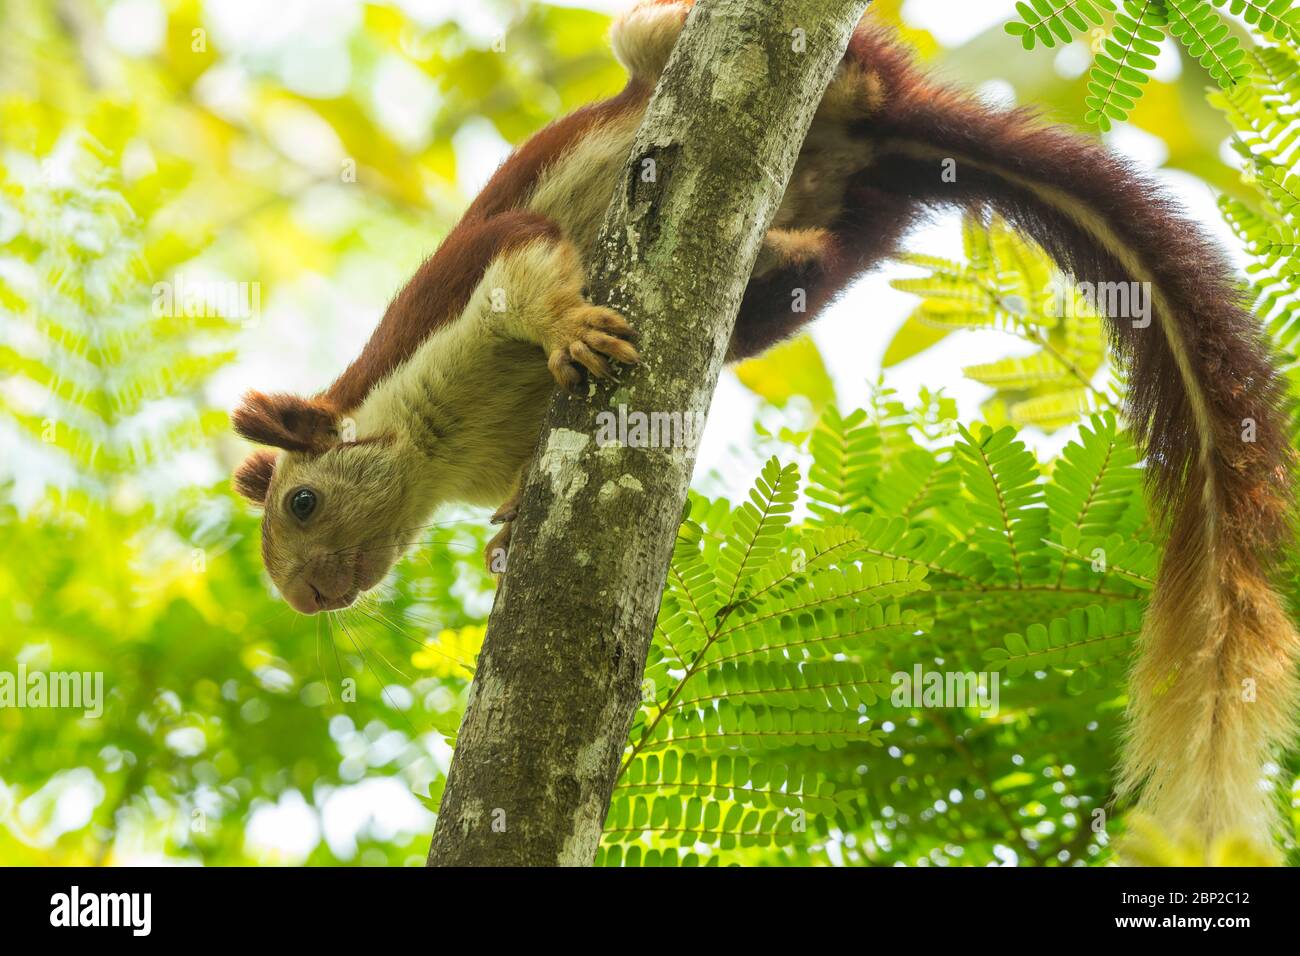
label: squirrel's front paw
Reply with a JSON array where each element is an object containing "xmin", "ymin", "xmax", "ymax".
[{"xmin": 545, "ymin": 305, "xmax": 640, "ymax": 392}]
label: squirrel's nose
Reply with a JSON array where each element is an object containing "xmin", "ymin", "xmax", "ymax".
[
  {"xmin": 307, "ymin": 581, "xmax": 358, "ymax": 612},
  {"xmin": 281, "ymin": 581, "xmax": 322, "ymax": 615},
  {"xmin": 281, "ymin": 568, "xmax": 359, "ymax": 615}
]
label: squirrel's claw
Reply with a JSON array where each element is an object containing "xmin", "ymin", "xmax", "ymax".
[{"xmin": 545, "ymin": 305, "xmax": 640, "ymax": 391}]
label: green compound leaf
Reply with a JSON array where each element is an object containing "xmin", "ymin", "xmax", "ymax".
[
  {"xmin": 1085, "ymin": 0, "xmax": 1170, "ymax": 131},
  {"xmin": 1167, "ymin": 0, "xmax": 1251, "ymax": 89},
  {"xmin": 1005, "ymin": 0, "xmax": 1120, "ymax": 50}
]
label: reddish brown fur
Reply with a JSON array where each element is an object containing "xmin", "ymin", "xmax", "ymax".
[
  {"xmin": 233, "ymin": 448, "xmax": 276, "ymax": 502},
  {"xmin": 232, "ymin": 391, "xmax": 340, "ymax": 453},
  {"xmin": 733, "ymin": 23, "xmax": 1294, "ymax": 586},
  {"xmin": 730, "ymin": 182, "xmax": 918, "ymax": 359},
  {"xmin": 462, "ymin": 81, "xmax": 649, "ymax": 222},
  {"xmin": 731, "ymin": 23, "xmax": 1292, "ymax": 583},
  {"xmin": 324, "ymin": 82, "xmax": 651, "ymax": 415}
]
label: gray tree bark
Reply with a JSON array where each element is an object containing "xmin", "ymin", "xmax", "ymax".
[{"xmin": 427, "ymin": 0, "xmax": 871, "ymax": 867}]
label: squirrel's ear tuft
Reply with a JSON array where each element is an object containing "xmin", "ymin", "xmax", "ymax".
[
  {"xmin": 232, "ymin": 391, "xmax": 338, "ymax": 452},
  {"xmin": 233, "ymin": 449, "xmax": 277, "ymax": 503}
]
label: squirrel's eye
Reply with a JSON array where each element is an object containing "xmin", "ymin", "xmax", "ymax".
[{"xmin": 290, "ymin": 488, "xmax": 318, "ymax": 521}]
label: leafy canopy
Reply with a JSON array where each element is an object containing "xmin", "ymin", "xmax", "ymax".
[{"xmin": 1005, "ymin": 0, "xmax": 1300, "ymax": 128}]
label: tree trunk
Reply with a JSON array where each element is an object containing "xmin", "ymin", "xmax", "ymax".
[{"xmin": 427, "ymin": 0, "xmax": 871, "ymax": 867}]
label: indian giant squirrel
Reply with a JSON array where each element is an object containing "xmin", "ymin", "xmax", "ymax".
[{"xmin": 230, "ymin": 1, "xmax": 1299, "ymax": 854}]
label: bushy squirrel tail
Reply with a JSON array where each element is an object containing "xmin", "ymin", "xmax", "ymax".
[{"xmin": 853, "ymin": 28, "xmax": 1300, "ymax": 851}]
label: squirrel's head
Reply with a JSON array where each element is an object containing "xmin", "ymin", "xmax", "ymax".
[{"xmin": 231, "ymin": 391, "xmax": 428, "ymax": 614}]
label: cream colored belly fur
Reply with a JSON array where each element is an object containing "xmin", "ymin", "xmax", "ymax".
[{"xmin": 353, "ymin": 239, "xmax": 634, "ymax": 509}]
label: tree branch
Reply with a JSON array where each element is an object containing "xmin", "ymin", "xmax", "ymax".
[{"xmin": 427, "ymin": 0, "xmax": 871, "ymax": 867}]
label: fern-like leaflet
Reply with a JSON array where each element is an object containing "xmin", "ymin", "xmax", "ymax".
[
  {"xmin": 1088, "ymin": 0, "xmax": 1169, "ymax": 130},
  {"xmin": 889, "ymin": 216, "xmax": 1111, "ymax": 431},
  {"xmin": 1008, "ymin": 0, "xmax": 1300, "ymax": 129},
  {"xmin": 1006, "ymin": 0, "xmax": 1120, "ymax": 49},
  {"xmin": 1210, "ymin": 37, "xmax": 1300, "ymax": 438},
  {"xmin": 0, "ymin": 103, "xmax": 237, "ymax": 497}
]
